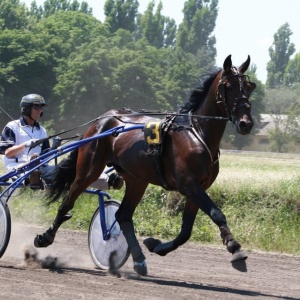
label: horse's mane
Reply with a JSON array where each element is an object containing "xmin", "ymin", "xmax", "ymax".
[{"xmin": 179, "ymin": 67, "xmax": 221, "ymax": 113}]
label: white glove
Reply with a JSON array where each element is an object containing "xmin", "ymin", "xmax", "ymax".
[{"xmin": 24, "ymin": 139, "xmax": 39, "ymax": 148}]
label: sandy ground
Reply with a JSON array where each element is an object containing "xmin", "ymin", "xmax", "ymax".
[{"xmin": 0, "ymin": 222, "xmax": 299, "ymax": 300}]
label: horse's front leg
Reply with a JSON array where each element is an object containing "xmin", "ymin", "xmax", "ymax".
[
  {"xmin": 194, "ymin": 187, "xmax": 247, "ymax": 261},
  {"xmin": 115, "ymin": 180, "xmax": 148, "ymax": 276},
  {"xmin": 34, "ymin": 194, "xmax": 73, "ymax": 248},
  {"xmin": 144, "ymin": 199, "xmax": 199, "ymax": 256}
]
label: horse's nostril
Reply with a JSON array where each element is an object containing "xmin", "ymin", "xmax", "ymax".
[
  {"xmin": 239, "ymin": 120, "xmax": 247, "ymax": 129},
  {"xmin": 238, "ymin": 120, "xmax": 253, "ymax": 133}
]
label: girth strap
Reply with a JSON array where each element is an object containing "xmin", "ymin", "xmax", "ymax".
[{"xmin": 144, "ymin": 116, "xmax": 175, "ymax": 190}]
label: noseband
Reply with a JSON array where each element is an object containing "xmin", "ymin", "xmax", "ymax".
[{"xmin": 216, "ymin": 67, "xmax": 252, "ymax": 124}]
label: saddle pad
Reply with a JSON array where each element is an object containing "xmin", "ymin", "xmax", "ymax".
[{"xmin": 144, "ymin": 120, "xmax": 163, "ymax": 145}]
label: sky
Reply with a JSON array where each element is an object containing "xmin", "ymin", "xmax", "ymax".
[{"xmin": 22, "ymin": 0, "xmax": 300, "ymax": 83}]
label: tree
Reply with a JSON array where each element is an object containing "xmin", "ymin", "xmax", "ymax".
[
  {"xmin": 33, "ymin": 10, "xmax": 107, "ymax": 58},
  {"xmin": 284, "ymin": 52, "xmax": 300, "ymax": 86},
  {"xmin": 0, "ymin": 29, "xmax": 51, "ymax": 102},
  {"xmin": 0, "ymin": 0, "xmax": 29, "ymax": 30},
  {"xmin": 53, "ymin": 32, "xmax": 176, "ymax": 130},
  {"xmin": 266, "ymin": 23, "xmax": 295, "ymax": 88},
  {"xmin": 264, "ymin": 85, "xmax": 299, "ymax": 115},
  {"xmin": 268, "ymin": 114, "xmax": 298, "ymax": 153},
  {"xmin": 264, "ymin": 24, "xmax": 300, "ymax": 150},
  {"xmin": 176, "ymin": 0, "xmax": 218, "ymax": 61},
  {"xmin": 160, "ymin": 48, "xmax": 212, "ymax": 110},
  {"xmin": 30, "ymin": 0, "xmax": 93, "ymax": 19},
  {"xmin": 288, "ymin": 83, "xmax": 300, "ymax": 116},
  {"xmin": 0, "ymin": 10, "xmax": 108, "ymax": 130},
  {"xmin": 34, "ymin": 11, "xmax": 108, "ymax": 120},
  {"xmin": 135, "ymin": 1, "xmax": 177, "ymax": 48},
  {"xmin": 104, "ymin": 0, "xmax": 138, "ymax": 34},
  {"xmin": 263, "ymin": 84, "xmax": 300, "ymax": 153}
]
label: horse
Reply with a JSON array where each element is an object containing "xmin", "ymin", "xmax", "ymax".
[{"xmin": 34, "ymin": 55, "xmax": 256, "ymax": 276}]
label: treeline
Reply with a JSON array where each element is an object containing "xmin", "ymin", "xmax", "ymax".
[
  {"xmin": 0, "ymin": 0, "xmax": 299, "ymax": 152},
  {"xmin": 0, "ymin": 0, "xmax": 220, "ymax": 132}
]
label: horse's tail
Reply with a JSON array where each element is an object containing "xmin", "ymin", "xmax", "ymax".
[{"xmin": 47, "ymin": 148, "xmax": 78, "ymax": 204}]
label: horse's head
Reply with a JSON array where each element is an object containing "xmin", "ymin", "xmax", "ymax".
[{"xmin": 217, "ymin": 55, "xmax": 256, "ymax": 135}]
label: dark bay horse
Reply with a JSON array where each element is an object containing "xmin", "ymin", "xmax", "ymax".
[{"xmin": 34, "ymin": 55, "xmax": 256, "ymax": 276}]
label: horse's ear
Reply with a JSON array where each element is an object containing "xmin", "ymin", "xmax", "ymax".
[
  {"xmin": 239, "ymin": 55, "xmax": 251, "ymax": 73},
  {"xmin": 223, "ymin": 55, "xmax": 232, "ymax": 72}
]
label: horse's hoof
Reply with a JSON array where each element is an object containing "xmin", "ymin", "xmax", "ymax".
[
  {"xmin": 109, "ymin": 251, "xmax": 121, "ymax": 278},
  {"xmin": 231, "ymin": 250, "xmax": 247, "ymax": 262},
  {"xmin": 133, "ymin": 261, "xmax": 147, "ymax": 276},
  {"xmin": 34, "ymin": 232, "xmax": 54, "ymax": 248},
  {"xmin": 34, "ymin": 235, "xmax": 46, "ymax": 248},
  {"xmin": 143, "ymin": 238, "xmax": 161, "ymax": 252},
  {"xmin": 153, "ymin": 241, "xmax": 176, "ymax": 256}
]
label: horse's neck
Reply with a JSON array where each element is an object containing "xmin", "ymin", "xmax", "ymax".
[
  {"xmin": 194, "ymin": 78, "xmax": 227, "ymax": 154},
  {"xmin": 200, "ymin": 73, "xmax": 222, "ymax": 117}
]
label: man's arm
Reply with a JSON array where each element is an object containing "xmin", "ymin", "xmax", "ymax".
[
  {"xmin": 1, "ymin": 126, "xmax": 19, "ymax": 157},
  {"xmin": 1, "ymin": 126, "xmax": 28, "ymax": 158}
]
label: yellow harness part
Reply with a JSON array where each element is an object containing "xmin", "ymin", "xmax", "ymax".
[{"xmin": 144, "ymin": 120, "xmax": 163, "ymax": 145}]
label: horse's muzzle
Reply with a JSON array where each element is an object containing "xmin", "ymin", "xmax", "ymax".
[{"xmin": 236, "ymin": 118, "xmax": 253, "ymax": 135}]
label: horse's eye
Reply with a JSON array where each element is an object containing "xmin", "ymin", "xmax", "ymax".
[{"xmin": 245, "ymin": 82, "xmax": 254, "ymax": 92}]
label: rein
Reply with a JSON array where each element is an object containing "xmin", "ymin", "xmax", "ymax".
[
  {"xmin": 24, "ymin": 111, "xmax": 228, "ymax": 150},
  {"xmin": 47, "ymin": 117, "xmax": 101, "ymax": 140},
  {"xmin": 29, "ymin": 117, "xmax": 101, "ymax": 149},
  {"xmin": 24, "ymin": 109, "xmax": 230, "ymax": 150},
  {"xmin": 111, "ymin": 111, "xmax": 229, "ymax": 122}
]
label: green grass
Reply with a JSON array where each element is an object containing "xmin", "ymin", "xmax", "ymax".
[{"xmin": 2, "ymin": 150, "xmax": 300, "ymax": 255}]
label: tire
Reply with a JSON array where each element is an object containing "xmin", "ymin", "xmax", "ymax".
[
  {"xmin": 0, "ymin": 198, "xmax": 11, "ymax": 258},
  {"xmin": 88, "ymin": 200, "xmax": 129, "ymax": 270}
]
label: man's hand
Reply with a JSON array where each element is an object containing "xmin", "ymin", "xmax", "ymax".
[
  {"xmin": 30, "ymin": 153, "xmax": 40, "ymax": 160},
  {"xmin": 24, "ymin": 139, "xmax": 39, "ymax": 148}
]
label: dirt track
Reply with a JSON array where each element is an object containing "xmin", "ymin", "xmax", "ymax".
[{"xmin": 0, "ymin": 223, "xmax": 299, "ymax": 300}]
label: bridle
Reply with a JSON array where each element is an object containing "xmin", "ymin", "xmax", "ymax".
[
  {"xmin": 187, "ymin": 67, "xmax": 254, "ymax": 165},
  {"xmin": 216, "ymin": 67, "xmax": 252, "ymax": 124}
]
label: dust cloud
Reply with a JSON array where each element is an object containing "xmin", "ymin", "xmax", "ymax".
[
  {"xmin": 23, "ymin": 244, "xmax": 64, "ymax": 269},
  {"xmin": 2, "ymin": 222, "xmax": 96, "ymax": 270}
]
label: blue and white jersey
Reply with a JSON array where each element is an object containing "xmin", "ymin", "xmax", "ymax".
[{"xmin": 1, "ymin": 117, "xmax": 50, "ymax": 171}]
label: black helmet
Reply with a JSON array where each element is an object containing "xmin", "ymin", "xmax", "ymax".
[
  {"xmin": 20, "ymin": 94, "xmax": 47, "ymax": 118},
  {"xmin": 20, "ymin": 94, "xmax": 47, "ymax": 107}
]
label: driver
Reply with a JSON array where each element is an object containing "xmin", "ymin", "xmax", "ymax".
[{"xmin": 0, "ymin": 94, "xmax": 123, "ymax": 190}]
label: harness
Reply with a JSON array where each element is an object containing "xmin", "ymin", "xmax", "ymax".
[
  {"xmin": 144, "ymin": 115, "xmax": 176, "ymax": 190},
  {"xmin": 143, "ymin": 67, "xmax": 253, "ymax": 189},
  {"xmin": 144, "ymin": 113, "xmax": 219, "ymax": 190}
]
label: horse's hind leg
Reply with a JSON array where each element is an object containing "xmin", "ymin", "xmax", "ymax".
[
  {"xmin": 115, "ymin": 179, "xmax": 148, "ymax": 276},
  {"xmin": 144, "ymin": 199, "xmax": 199, "ymax": 256},
  {"xmin": 35, "ymin": 147, "xmax": 106, "ymax": 248},
  {"xmin": 34, "ymin": 182, "xmax": 87, "ymax": 247}
]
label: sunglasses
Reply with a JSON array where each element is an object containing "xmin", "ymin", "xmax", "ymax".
[{"xmin": 32, "ymin": 104, "xmax": 44, "ymax": 110}]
